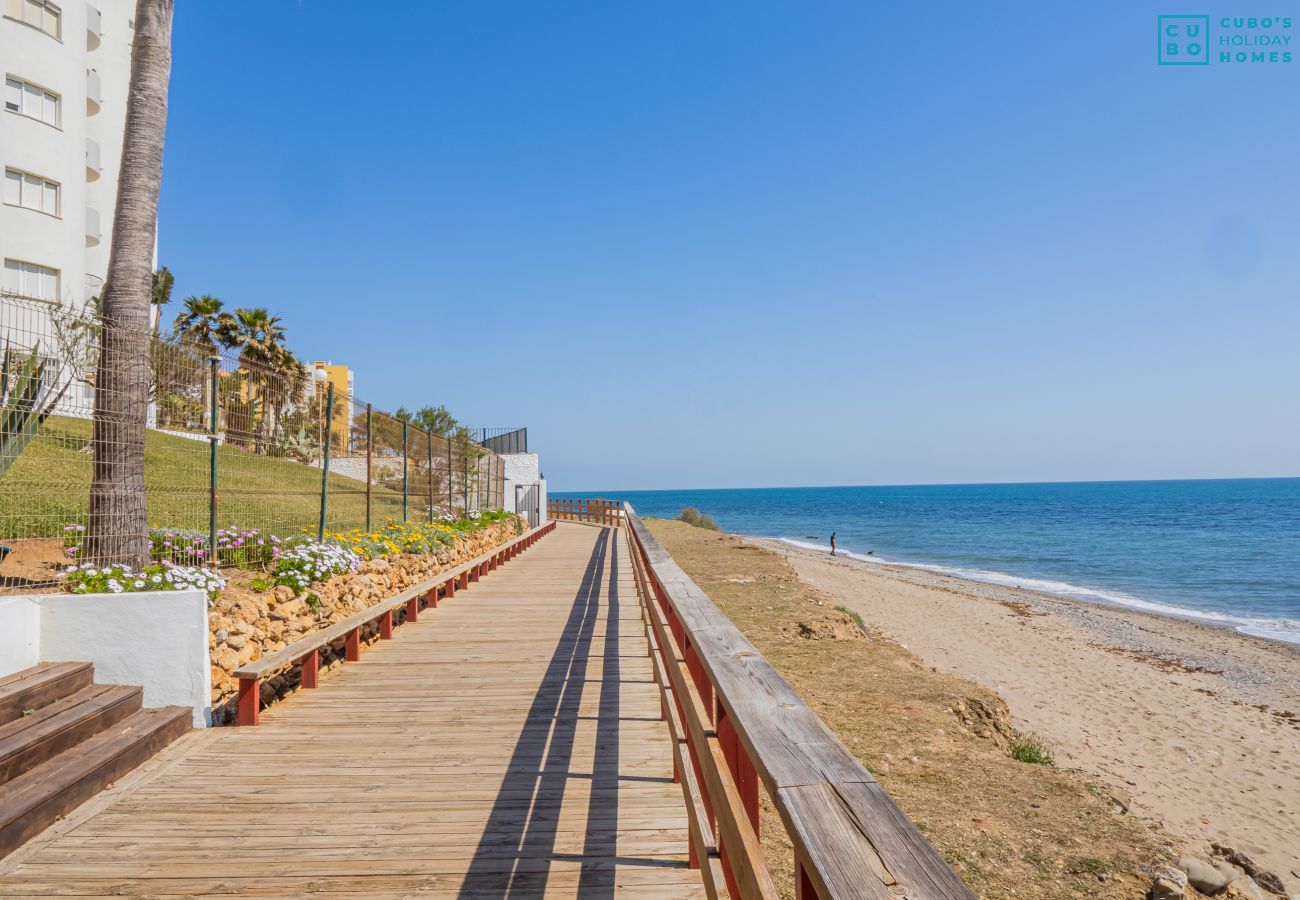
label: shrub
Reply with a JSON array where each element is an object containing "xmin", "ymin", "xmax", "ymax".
[
  {"xmin": 678, "ymin": 507, "xmax": 721, "ymax": 531},
  {"xmin": 1009, "ymin": 733, "xmax": 1055, "ymax": 766},
  {"xmin": 272, "ymin": 541, "xmax": 362, "ymax": 591},
  {"xmin": 62, "ymin": 562, "xmax": 226, "ymax": 600}
]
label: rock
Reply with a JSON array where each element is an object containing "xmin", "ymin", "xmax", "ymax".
[
  {"xmin": 1225, "ymin": 876, "xmax": 1265, "ymax": 900},
  {"xmin": 214, "ymin": 648, "xmax": 238, "ymax": 671},
  {"xmin": 1212, "ymin": 845, "xmax": 1288, "ymax": 896},
  {"xmin": 1152, "ymin": 866, "xmax": 1189, "ymax": 900},
  {"xmin": 236, "ymin": 643, "xmax": 257, "ymax": 667},
  {"xmin": 1109, "ymin": 788, "xmax": 1131, "ymax": 814},
  {"xmin": 1181, "ymin": 857, "xmax": 1233, "ymax": 895},
  {"xmin": 231, "ymin": 620, "xmax": 255, "ymax": 636},
  {"xmin": 224, "ymin": 634, "xmax": 247, "ymax": 650},
  {"xmin": 213, "ymin": 628, "xmax": 228, "ymax": 643},
  {"xmin": 272, "ymin": 585, "xmax": 294, "ymax": 602}
]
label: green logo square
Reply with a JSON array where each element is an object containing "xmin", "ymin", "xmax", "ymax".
[{"xmin": 1159, "ymin": 15, "xmax": 1210, "ymax": 64}]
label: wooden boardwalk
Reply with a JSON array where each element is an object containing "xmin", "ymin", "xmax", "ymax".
[{"xmin": 1, "ymin": 523, "xmax": 705, "ymax": 898}]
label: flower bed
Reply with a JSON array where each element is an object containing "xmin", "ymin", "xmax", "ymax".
[{"xmin": 207, "ymin": 515, "xmax": 527, "ymax": 723}]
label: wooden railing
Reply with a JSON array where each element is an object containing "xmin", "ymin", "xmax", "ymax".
[
  {"xmin": 623, "ymin": 503, "xmax": 974, "ymax": 900},
  {"xmin": 547, "ymin": 497, "xmax": 624, "ymax": 525},
  {"xmin": 232, "ymin": 521, "xmax": 557, "ymax": 726}
]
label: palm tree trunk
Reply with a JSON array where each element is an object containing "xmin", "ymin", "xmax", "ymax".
[{"xmin": 85, "ymin": 0, "xmax": 174, "ymax": 567}]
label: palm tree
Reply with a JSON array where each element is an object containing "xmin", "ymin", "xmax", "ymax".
[
  {"xmin": 85, "ymin": 0, "xmax": 174, "ymax": 567},
  {"xmin": 263, "ymin": 345, "xmax": 307, "ymax": 441},
  {"xmin": 173, "ymin": 295, "xmax": 235, "ymax": 354},
  {"xmin": 228, "ymin": 308, "xmax": 288, "ymax": 447},
  {"xmin": 150, "ymin": 266, "xmax": 174, "ymax": 336}
]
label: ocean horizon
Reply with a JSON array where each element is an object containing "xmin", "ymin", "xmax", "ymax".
[{"xmin": 555, "ymin": 478, "xmax": 1300, "ymax": 645}]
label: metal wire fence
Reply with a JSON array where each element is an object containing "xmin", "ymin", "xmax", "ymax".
[{"xmin": 0, "ymin": 293, "xmax": 504, "ymax": 587}]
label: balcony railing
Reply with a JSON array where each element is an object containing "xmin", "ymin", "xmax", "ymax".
[
  {"xmin": 86, "ymin": 3, "xmax": 101, "ymax": 50},
  {"xmin": 86, "ymin": 136, "xmax": 101, "ymax": 181},
  {"xmin": 86, "ymin": 69, "xmax": 101, "ymax": 115},
  {"xmin": 85, "ymin": 206, "xmax": 101, "ymax": 247}
]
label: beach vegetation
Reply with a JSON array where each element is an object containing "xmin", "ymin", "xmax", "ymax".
[
  {"xmin": 677, "ymin": 507, "xmax": 721, "ymax": 531},
  {"xmin": 834, "ymin": 604, "xmax": 866, "ymax": 632},
  {"xmin": 1009, "ymin": 732, "xmax": 1055, "ymax": 766}
]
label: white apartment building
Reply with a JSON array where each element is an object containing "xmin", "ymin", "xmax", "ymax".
[{"xmin": 2, "ymin": 0, "xmax": 133, "ymax": 310}]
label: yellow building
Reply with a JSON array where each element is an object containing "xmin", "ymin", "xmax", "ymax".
[{"xmin": 313, "ymin": 361, "xmax": 354, "ymax": 451}]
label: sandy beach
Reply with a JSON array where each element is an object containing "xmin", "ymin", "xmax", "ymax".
[{"xmin": 752, "ymin": 537, "xmax": 1300, "ymax": 896}]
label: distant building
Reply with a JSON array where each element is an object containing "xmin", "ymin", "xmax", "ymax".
[
  {"xmin": 2, "ymin": 0, "xmax": 135, "ymax": 308},
  {"xmin": 312, "ymin": 361, "xmax": 353, "ymax": 451}
]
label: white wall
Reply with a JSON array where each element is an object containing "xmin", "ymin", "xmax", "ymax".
[
  {"xmin": 0, "ymin": 589, "xmax": 211, "ymax": 727},
  {"xmin": 0, "ymin": 595, "xmax": 42, "ymax": 674}
]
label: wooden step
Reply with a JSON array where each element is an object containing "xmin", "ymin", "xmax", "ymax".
[
  {"xmin": 0, "ymin": 663, "xmax": 93, "ymax": 725},
  {"xmin": 0, "ymin": 705, "xmax": 191, "ymax": 858},
  {"xmin": 0, "ymin": 684, "xmax": 143, "ymax": 785}
]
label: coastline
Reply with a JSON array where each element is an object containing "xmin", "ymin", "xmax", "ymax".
[{"xmin": 748, "ymin": 535, "xmax": 1300, "ymax": 895}]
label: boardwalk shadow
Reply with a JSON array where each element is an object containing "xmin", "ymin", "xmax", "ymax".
[{"xmin": 458, "ymin": 527, "xmax": 622, "ymax": 898}]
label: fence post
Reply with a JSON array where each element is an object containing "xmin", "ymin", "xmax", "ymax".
[
  {"xmin": 463, "ymin": 455, "xmax": 469, "ymax": 513},
  {"xmin": 447, "ymin": 439, "xmax": 454, "ymax": 513},
  {"xmin": 317, "ymin": 380, "xmax": 335, "ymax": 542},
  {"xmin": 365, "ymin": 403, "xmax": 373, "ymax": 532},
  {"xmin": 426, "ymin": 429, "xmax": 434, "ymax": 522},
  {"xmin": 208, "ymin": 355, "xmax": 220, "ymax": 567},
  {"xmin": 402, "ymin": 420, "xmax": 409, "ymax": 523}
]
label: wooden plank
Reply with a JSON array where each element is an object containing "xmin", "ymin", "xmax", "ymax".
[
  {"xmin": 0, "ymin": 663, "xmax": 94, "ymax": 725},
  {"xmin": 625, "ymin": 508, "xmax": 974, "ymax": 900},
  {"xmin": 0, "ymin": 685, "xmax": 142, "ymax": 783},
  {"xmin": 1, "ymin": 522, "xmax": 703, "ymax": 898},
  {"xmin": 234, "ymin": 521, "xmax": 552, "ymax": 680}
]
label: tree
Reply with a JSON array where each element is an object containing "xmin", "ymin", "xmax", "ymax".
[
  {"xmin": 227, "ymin": 308, "xmax": 288, "ymax": 447},
  {"xmin": 150, "ymin": 265, "xmax": 174, "ymax": 336},
  {"xmin": 85, "ymin": 0, "xmax": 174, "ymax": 567},
  {"xmin": 173, "ymin": 295, "xmax": 235, "ymax": 354},
  {"xmin": 394, "ymin": 404, "xmax": 460, "ymax": 437}
]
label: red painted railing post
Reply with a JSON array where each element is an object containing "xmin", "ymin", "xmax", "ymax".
[
  {"xmin": 428, "ymin": 587, "xmax": 439, "ymax": 608},
  {"xmin": 301, "ymin": 650, "xmax": 319, "ymax": 689},
  {"xmin": 380, "ymin": 610, "xmax": 394, "ymax": 640},
  {"xmin": 796, "ymin": 860, "xmax": 817, "ymax": 899},
  {"xmin": 237, "ymin": 677, "xmax": 260, "ymax": 726},
  {"xmin": 446, "ymin": 577, "xmax": 455, "ymax": 598},
  {"xmin": 407, "ymin": 597, "xmax": 419, "ymax": 622},
  {"xmin": 345, "ymin": 627, "xmax": 361, "ymax": 661}
]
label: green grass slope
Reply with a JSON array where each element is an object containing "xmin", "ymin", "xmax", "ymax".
[{"xmin": 0, "ymin": 416, "xmax": 412, "ymax": 540}]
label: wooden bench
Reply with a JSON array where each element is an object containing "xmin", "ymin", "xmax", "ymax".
[{"xmin": 232, "ymin": 520, "xmax": 556, "ymax": 726}]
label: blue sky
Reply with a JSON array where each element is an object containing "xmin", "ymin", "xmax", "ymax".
[{"xmin": 159, "ymin": 3, "xmax": 1299, "ymax": 491}]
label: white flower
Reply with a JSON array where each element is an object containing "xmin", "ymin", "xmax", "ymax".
[{"xmin": 133, "ymin": 580, "xmax": 145, "ymax": 589}]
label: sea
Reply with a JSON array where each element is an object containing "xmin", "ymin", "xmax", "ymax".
[{"xmin": 555, "ymin": 479, "xmax": 1300, "ymax": 645}]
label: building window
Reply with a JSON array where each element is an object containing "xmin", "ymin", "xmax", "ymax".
[
  {"xmin": 4, "ymin": 168, "xmax": 60, "ymax": 216},
  {"xmin": 2, "ymin": 258, "xmax": 59, "ymax": 301},
  {"xmin": 3, "ymin": 0, "xmax": 61, "ymax": 39},
  {"xmin": 4, "ymin": 76, "xmax": 60, "ymax": 127}
]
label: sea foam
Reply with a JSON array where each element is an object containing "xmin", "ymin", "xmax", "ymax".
[{"xmin": 774, "ymin": 537, "xmax": 1300, "ymax": 645}]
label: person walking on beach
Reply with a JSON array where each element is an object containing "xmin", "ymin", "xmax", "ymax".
[{"xmin": 830, "ymin": 532, "xmax": 837, "ymax": 556}]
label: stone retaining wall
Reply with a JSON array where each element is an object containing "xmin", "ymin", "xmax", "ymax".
[{"xmin": 208, "ymin": 517, "xmax": 526, "ymax": 723}]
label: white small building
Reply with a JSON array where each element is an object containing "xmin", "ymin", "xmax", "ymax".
[{"xmin": 501, "ymin": 451, "xmax": 547, "ymax": 527}]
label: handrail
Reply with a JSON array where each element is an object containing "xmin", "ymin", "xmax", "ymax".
[
  {"xmin": 231, "ymin": 521, "xmax": 557, "ymax": 725},
  {"xmin": 623, "ymin": 503, "xmax": 974, "ymax": 900},
  {"xmin": 547, "ymin": 497, "xmax": 624, "ymax": 526}
]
